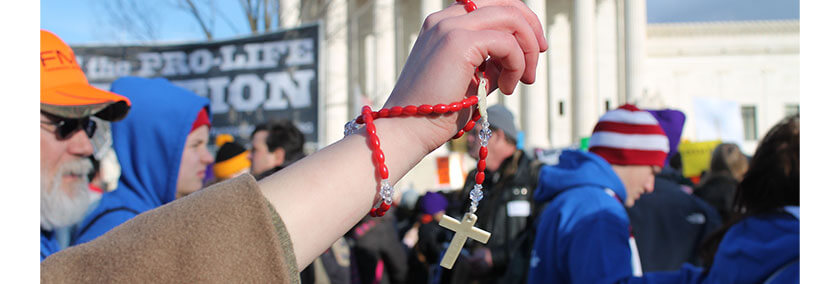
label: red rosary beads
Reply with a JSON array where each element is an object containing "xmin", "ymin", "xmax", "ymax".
[{"xmin": 346, "ymin": 0, "xmax": 485, "ymax": 218}]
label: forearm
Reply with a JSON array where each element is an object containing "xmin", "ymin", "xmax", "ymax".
[{"xmin": 258, "ymin": 115, "xmax": 449, "ymax": 268}]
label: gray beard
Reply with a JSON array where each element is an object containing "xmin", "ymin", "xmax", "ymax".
[{"xmin": 41, "ymin": 158, "xmax": 94, "ymax": 231}]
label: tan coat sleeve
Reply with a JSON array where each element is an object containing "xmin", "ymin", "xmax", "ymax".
[{"xmin": 41, "ymin": 174, "xmax": 300, "ymax": 283}]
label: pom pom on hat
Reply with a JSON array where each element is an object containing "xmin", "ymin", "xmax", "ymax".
[
  {"xmin": 215, "ymin": 134, "xmax": 234, "ymax": 148},
  {"xmin": 589, "ymin": 104, "xmax": 670, "ymax": 168}
]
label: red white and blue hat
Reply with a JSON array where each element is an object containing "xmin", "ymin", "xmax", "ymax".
[{"xmin": 589, "ymin": 104, "xmax": 669, "ymax": 168}]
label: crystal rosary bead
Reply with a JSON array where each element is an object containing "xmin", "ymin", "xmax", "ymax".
[
  {"xmin": 344, "ymin": 120, "xmax": 363, "ymax": 137},
  {"xmin": 380, "ymin": 179, "xmax": 394, "ymax": 204}
]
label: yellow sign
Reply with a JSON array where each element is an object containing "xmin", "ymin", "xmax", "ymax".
[{"xmin": 678, "ymin": 140, "xmax": 721, "ymax": 178}]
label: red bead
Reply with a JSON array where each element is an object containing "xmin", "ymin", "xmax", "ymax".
[
  {"xmin": 390, "ymin": 106, "xmax": 403, "ymax": 116},
  {"xmin": 372, "ymin": 149, "xmax": 385, "ymax": 164},
  {"xmin": 418, "ymin": 104, "xmax": 433, "ymax": 114},
  {"xmin": 464, "ymin": 120, "xmax": 476, "ymax": 132},
  {"xmin": 475, "ymin": 172, "xmax": 485, "ymax": 184},
  {"xmin": 369, "ymin": 135, "xmax": 380, "ymax": 148},
  {"xmin": 366, "ymin": 123, "xmax": 376, "ymax": 136},
  {"xmin": 369, "ymin": 208, "xmax": 378, "ymax": 217},
  {"xmin": 478, "ymin": 160, "xmax": 486, "ymax": 172},
  {"xmin": 449, "ymin": 103, "xmax": 462, "ymax": 112},
  {"xmin": 404, "ymin": 105, "xmax": 418, "ymax": 115},
  {"xmin": 468, "ymin": 96, "xmax": 478, "ymax": 105},
  {"xmin": 379, "ymin": 165, "xmax": 389, "ymax": 179},
  {"xmin": 472, "ymin": 109, "xmax": 482, "ymax": 120},
  {"xmin": 379, "ymin": 108, "xmax": 390, "ymax": 117},
  {"xmin": 479, "ymin": 146, "xmax": 488, "ymax": 159},
  {"xmin": 375, "ymin": 209, "xmax": 386, "ymax": 217},
  {"xmin": 355, "ymin": 116, "xmax": 364, "ymax": 124},
  {"xmin": 452, "ymin": 129, "xmax": 465, "ymax": 140},
  {"xmin": 378, "ymin": 202, "xmax": 391, "ymax": 212},
  {"xmin": 466, "ymin": 1, "xmax": 477, "ymax": 12},
  {"xmin": 434, "ymin": 104, "xmax": 449, "ymax": 114},
  {"xmin": 362, "ymin": 105, "xmax": 372, "ymax": 114},
  {"xmin": 461, "ymin": 100, "xmax": 471, "ymax": 109},
  {"xmin": 372, "ymin": 111, "xmax": 380, "ymax": 119}
]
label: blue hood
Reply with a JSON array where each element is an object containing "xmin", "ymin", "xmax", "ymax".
[
  {"xmin": 73, "ymin": 77, "xmax": 209, "ymax": 244},
  {"xmin": 535, "ymin": 150, "xmax": 626, "ymax": 203},
  {"xmin": 632, "ymin": 209, "xmax": 799, "ymax": 284},
  {"xmin": 706, "ymin": 210, "xmax": 799, "ymax": 283}
]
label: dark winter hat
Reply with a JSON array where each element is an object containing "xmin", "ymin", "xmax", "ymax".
[
  {"xmin": 213, "ymin": 141, "xmax": 250, "ymax": 179},
  {"xmin": 419, "ymin": 192, "xmax": 448, "ymax": 215},
  {"xmin": 487, "ymin": 104, "xmax": 518, "ymax": 141},
  {"xmin": 645, "ymin": 109, "xmax": 686, "ymax": 167}
]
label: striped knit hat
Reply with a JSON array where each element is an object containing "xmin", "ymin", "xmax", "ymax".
[{"xmin": 589, "ymin": 104, "xmax": 670, "ymax": 168}]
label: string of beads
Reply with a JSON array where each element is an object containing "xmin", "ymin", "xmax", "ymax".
[{"xmin": 344, "ymin": 0, "xmax": 486, "ymax": 217}]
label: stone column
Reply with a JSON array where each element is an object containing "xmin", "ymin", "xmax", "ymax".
[
  {"xmin": 548, "ymin": 13, "xmax": 573, "ymax": 148},
  {"xmin": 521, "ymin": 0, "xmax": 550, "ymax": 149},
  {"xmin": 625, "ymin": 0, "xmax": 647, "ymax": 105},
  {"xmin": 323, "ymin": 0, "xmax": 350, "ymax": 145},
  {"xmin": 280, "ymin": 0, "xmax": 300, "ymax": 28},
  {"xmin": 374, "ymin": 0, "xmax": 397, "ymax": 107},
  {"xmin": 572, "ymin": 0, "xmax": 598, "ymax": 141}
]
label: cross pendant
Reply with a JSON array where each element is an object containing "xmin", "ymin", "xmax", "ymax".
[{"xmin": 438, "ymin": 213, "xmax": 491, "ymax": 269}]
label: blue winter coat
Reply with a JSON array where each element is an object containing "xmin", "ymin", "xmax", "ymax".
[
  {"xmin": 528, "ymin": 150, "xmax": 636, "ymax": 284},
  {"xmin": 72, "ymin": 77, "xmax": 210, "ymax": 244},
  {"xmin": 41, "ymin": 230, "xmax": 60, "ymax": 261},
  {"xmin": 632, "ymin": 206, "xmax": 800, "ymax": 284}
]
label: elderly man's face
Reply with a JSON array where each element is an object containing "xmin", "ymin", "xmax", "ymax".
[{"xmin": 40, "ymin": 113, "xmax": 95, "ymax": 230}]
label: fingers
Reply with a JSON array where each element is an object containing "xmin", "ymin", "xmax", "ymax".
[
  {"xmin": 437, "ymin": 5, "xmax": 541, "ymax": 84},
  {"xmin": 456, "ymin": 30, "xmax": 525, "ymax": 95},
  {"xmin": 431, "ymin": 0, "xmax": 548, "ymax": 52}
]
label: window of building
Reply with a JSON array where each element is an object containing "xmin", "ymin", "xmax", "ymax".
[{"xmin": 742, "ymin": 105, "xmax": 758, "ymax": 141}]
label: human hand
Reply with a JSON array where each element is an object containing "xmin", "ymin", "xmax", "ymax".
[{"xmin": 382, "ymin": 0, "xmax": 548, "ymax": 153}]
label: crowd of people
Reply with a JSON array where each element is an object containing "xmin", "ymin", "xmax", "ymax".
[{"xmin": 40, "ymin": 0, "xmax": 798, "ymax": 283}]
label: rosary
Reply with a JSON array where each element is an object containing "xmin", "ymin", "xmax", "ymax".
[{"xmin": 344, "ymin": 0, "xmax": 491, "ymax": 269}]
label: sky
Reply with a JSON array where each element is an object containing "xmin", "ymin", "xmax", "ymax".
[{"xmin": 41, "ymin": 0, "xmax": 800, "ymax": 45}]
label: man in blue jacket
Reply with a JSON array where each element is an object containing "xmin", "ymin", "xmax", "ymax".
[
  {"xmin": 528, "ymin": 104, "xmax": 669, "ymax": 283},
  {"xmin": 40, "ymin": 30, "xmax": 131, "ymax": 261}
]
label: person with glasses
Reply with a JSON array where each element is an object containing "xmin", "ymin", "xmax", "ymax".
[
  {"xmin": 71, "ymin": 76, "xmax": 213, "ymax": 246},
  {"xmin": 41, "ymin": 0, "xmax": 549, "ymax": 281},
  {"xmin": 40, "ymin": 30, "xmax": 131, "ymax": 261}
]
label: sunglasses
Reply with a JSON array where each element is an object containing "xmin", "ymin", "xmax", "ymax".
[{"xmin": 40, "ymin": 112, "xmax": 97, "ymax": 140}]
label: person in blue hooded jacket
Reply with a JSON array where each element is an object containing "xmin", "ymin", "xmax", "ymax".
[
  {"xmin": 630, "ymin": 114, "xmax": 799, "ymax": 284},
  {"xmin": 72, "ymin": 76, "xmax": 214, "ymax": 245},
  {"xmin": 528, "ymin": 104, "xmax": 670, "ymax": 283}
]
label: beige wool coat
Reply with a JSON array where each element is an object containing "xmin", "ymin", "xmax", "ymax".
[{"xmin": 41, "ymin": 174, "xmax": 300, "ymax": 283}]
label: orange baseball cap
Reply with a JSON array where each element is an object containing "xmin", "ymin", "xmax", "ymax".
[{"xmin": 40, "ymin": 30, "xmax": 131, "ymax": 121}]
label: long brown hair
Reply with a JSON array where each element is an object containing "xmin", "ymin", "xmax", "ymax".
[{"xmin": 699, "ymin": 114, "xmax": 799, "ymax": 267}]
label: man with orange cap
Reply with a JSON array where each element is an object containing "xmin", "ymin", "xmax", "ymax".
[{"xmin": 40, "ymin": 29, "xmax": 131, "ymax": 260}]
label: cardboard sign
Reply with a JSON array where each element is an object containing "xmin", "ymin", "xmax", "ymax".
[{"xmin": 678, "ymin": 140, "xmax": 721, "ymax": 178}]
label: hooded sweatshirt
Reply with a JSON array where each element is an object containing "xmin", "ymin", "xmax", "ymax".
[
  {"xmin": 631, "ymin": 206, "xmax": 799, "ymax": 284},
  {"xmin": 72, "ymin": 77, "xmax": 210, "ymax": 245},
  {"xmin": 528, "ymin": 150, "xmax": 636, "ymax": 284}
]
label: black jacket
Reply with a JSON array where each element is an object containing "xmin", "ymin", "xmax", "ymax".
[
  {"xmin": 445, "ymin": 150, "xmax": 542, "ymax": 284},
  {"xmin": 626, "ymin": 168, "xmax": 723, "ymax": 272},
  {"xmin": 347, "ymin": 213, "xmax": 408, "ymax": 284},
  {"xmin": 694, "ymin": 173, "xmax": 739, "ymax": 223}
]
